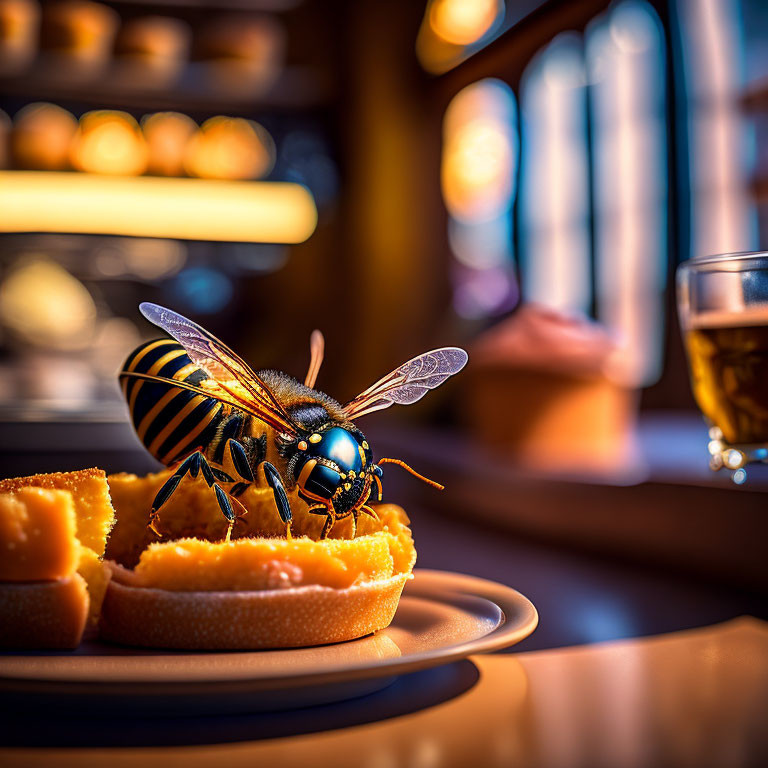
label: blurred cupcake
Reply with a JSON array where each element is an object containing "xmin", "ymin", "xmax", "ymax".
[
  {"xmin": 114, "ymin": 15, "xmax": 190, "ymax": 86},
  {"xmin": 70, "ymin": 110, "xmax": 148, "ymax": 175},
  {"xmin": 467, "ymin": 304, "xmax": 637, "ymax": 472},
  {"xmin": 141, "ymin": 111, "xmax": 196, "ymax": 176},
  {"xmin": 195, "ymin": 14, "xmax": 284, "ymax": 92},
  {"xmin": 40, "ymin": 0, "xmax": 118, "ymax": 74},
  {"xmin": 184, "ymin": 115, "xmax": 274, "ymax": 180},
  {"xmin": 11, "ymin": 102, "xmax": 77, "ymax": 170},
  {"xmin": 0, "ymin": 0, "xmax": 39, "ymax": 73}
]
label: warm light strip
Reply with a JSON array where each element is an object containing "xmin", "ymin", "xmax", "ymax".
[
  {"xmin": 520, "ymin": 35, "xmax": 591, "ymax": 315},
  {"xmin": 0, "ymin": 172, "xmax": 318, "ymax": 244}
]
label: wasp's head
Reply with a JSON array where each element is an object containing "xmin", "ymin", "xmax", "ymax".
[{"xmin": 291, "ymin": 426, "xmax": 382, "ymax": 515}]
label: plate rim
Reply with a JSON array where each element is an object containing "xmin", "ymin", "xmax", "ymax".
[{"xmin": 0, "ymin": 569, "xmax": 538, "ymax": 691}]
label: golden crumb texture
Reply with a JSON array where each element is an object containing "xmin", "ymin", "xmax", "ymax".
[
  {"xmin": 133, "ymin": 528, "xmax": 414, "ymax": 592},
  {"xmin": 76, "ymin": 545, "xmax": 112, "ymax": 626},
  {"xmin": 0, "ymin": 465, "xmax": 416, "ymax": 649},
  {"xmin": 0, "ymin": 468, "xmax": 116, "ymax": 646},
  {"xmin": 106, "ymin": 469, "xmax": 416, "ymax": 574},
  {"xmin": 101, "ymin": 470, "xmax": 416, "ymax": 649},
  {"xmin": 0, "ymin": 487, "xmax": 80, "ymax": 581},
  {"xmin": 0, "ymin": 468, "xmax": 116, "ymax": 555}
]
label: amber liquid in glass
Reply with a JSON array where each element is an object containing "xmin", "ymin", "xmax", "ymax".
[{"xmin": 685, "ymin": 310, "xmax": 768, "ymax": 445}]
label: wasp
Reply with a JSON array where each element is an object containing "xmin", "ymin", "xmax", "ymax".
[{"xmin": 119, "ymin": 303, "xmax": 468, "ymax": 541}]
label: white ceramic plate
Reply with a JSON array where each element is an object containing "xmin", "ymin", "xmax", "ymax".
[{"xmin": 0, "ymin": 569, "xmax": 537, "ymax": 714}]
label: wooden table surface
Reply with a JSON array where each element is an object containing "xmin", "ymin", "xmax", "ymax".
[
  {"xmin": 1, "ymin": 618, "xmax": 766, "ymax": 768},
  {"xmin": 1, "ymin": 420, "xmax": 766, "ymax": 766}
]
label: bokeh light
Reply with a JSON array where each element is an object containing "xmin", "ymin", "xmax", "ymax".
[
  {"xmin": 70, "ymin": 110, "xmax": 148, "ymax": 176},
  {"xmin": 169, "ymin": 266, "xmax": 234, "ymax": 315},
  {"xmin": 0, "ymin": 257, "xmax": 96, "ymax": 350},
  {"xmin": 11, "ymin": 102, "xmax": 77, "ymax": 171},
  {"xmin": 442, "ymin": 79, "xmax": 516, "ymax": 223},
  {"xmin": 141, "ymin": 112, "xmax": 197, "ymax": 177},
  {"xmin": 442, "ymin": 79, "xmax": 518, "ymax": 319},
  {"xmin": 429, "ymin": 0, "xmax": 503, "ymax": 46},
  {"xmin": 184, "ymin": 116, "xmax": 275, "ymax": 181},
  {"xmin": 0, "ymin": 172, "xmax": 318, "ymax": 243}
]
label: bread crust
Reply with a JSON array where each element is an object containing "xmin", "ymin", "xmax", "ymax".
[
  {"xmin": 0, "ymin": 466, "xmax": 106, "ymax": 491},
  {"xmin": 0, "ymin": 574, "xmax": 89, "ymax": 649},
  {"xmin": 99, "ymin": 574, "xmax": 410, "ymax": 650}
]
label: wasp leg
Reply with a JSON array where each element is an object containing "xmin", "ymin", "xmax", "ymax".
[
  {"xmin": 307, "ymin": 503, "xmax": 336, "ymax": 539},
  {"xmin": 347, "ymin": 487, "xmax": 378, "ymax": 538},
  {"xmin": 213, "ymin": 485, "xmax": 250, "ymax": 542},
  {"xmin": 148, "ymin": 505, "xmax": 173, "ymax": 538},
  {"xmin": 227, "ymin": 439, "xmax": 255, "ymax": 483},
  {"xmin": 148, "ymin": 474, "xmax": 181, "ymax": 536},
  {"xmin": 326, "ymin": 510, "xmax": 339, "ymax": 539},
  {"xmin": 229, "ymin": 492, "xmax": 250, "ymax": 535},
  {"xmin": 207, "ymin": 438, "xmax": 255, "ymax": 538},
  {"xmin": 148, "ymin": 452, "xmax": 207, "ymax": 537},
  {"xmin": 262, "ymin": 462, "xmax": 292, "ymax": 538},
  {"xmin": 149, "ymin": 451, "xmax": 237, "ymax": 539},
  {"xmin": 360, "ymin": 504, "xmax": 380, "ymax": 522}
]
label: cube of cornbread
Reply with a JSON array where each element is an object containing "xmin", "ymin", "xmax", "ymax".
[
  {"xmin": 106, "ymin": 471, "xmax": 312, "ymax": 567},
  {"xmin": 0, "ymin": 575, "xmax": 89, "ymax": 649},
  {"xmin": 0, "ymin": 468, "xmax": 115, "ymax": 555},
  {"xmin": 0, "ymin": 488, "xmax": 80, "ymax": 581},
  {"xmin": 133, "ymin": 533, "xmax": 400, "ymax": 592},
  {"xmin": 107, "ymin": 469, "xmax": 416, "ymax": 569},
  {"xmin": 77, "ymin": 546, "xmax": 112, "ymax": 626}
]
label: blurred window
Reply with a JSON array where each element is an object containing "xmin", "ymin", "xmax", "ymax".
[
  {"xmin": 520, "ymin": 32, "xmax": 591, "ymax": 317},
  {"xmin": 442, "ymin": 79, "xmax": 519, "ymax": 319},
  {"xmin": 675, "ymin": 0, "xmax": 758, "ymax": 258},
  {"xmin": 588, "ymin": 1, "xmax": 668, "ymax": 386},
  {"xmin": 443, "ymin": 0, "xmax": 670, "ymax": 387}
]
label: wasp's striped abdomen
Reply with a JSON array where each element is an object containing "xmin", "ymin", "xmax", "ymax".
[{"xmin": 120, "ymin": 338, "xmax": 228, "ymax": 466}]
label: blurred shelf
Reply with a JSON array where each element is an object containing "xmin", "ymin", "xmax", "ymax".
[
  {"xmin": 0, "ymin": 171, "xmax": 318, "ymax": 243},
  {"xmin": 0, "ymin": 63, "xmax": 329, "ymax": 115},
  {"xmin": 109, "ymin": 0, "xmax": 301, "ymax": 9},
  {"xmin": 372, "ymin": 412, "xmax": 768, "ymax": 594}
]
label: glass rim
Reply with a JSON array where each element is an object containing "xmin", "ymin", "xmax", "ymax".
[{"xmin": 679, "ymin": 250, "xmax": 768, "ymax": 270}]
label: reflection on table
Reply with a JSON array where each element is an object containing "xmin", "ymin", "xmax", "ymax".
[{"xmin": 2, "ymin": 618, "xmax": 765, "ymax": 768}]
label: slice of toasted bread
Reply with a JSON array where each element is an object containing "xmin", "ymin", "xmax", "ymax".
[
  {"xmin": 99, "ymin": 573, "xmax": 409, "ymax": 650},
  {"xmin": 0, "ymin": 575, "xmax": 89, "ymax": 650}
]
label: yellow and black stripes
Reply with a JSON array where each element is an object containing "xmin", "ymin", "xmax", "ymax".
[{"xmin": 120, "ymin": 338, "xmax": 227, "ymax": 466}]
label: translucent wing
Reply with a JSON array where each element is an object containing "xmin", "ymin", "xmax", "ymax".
[
  {"xmin": 343, "ymin": 347, "xmax": 468, "ymax": 420},
  {"xmin": 304, "ymin": 329, "xmax": 325, "ymax": 389},
  {"xmin": 139, "ymin": 302, "xmax": 300, "ymax": 436}
]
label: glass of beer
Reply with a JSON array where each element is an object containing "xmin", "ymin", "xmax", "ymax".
[{"xmin": 677, "ymin": 251, "xmax": 768, "ymax": 481}]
